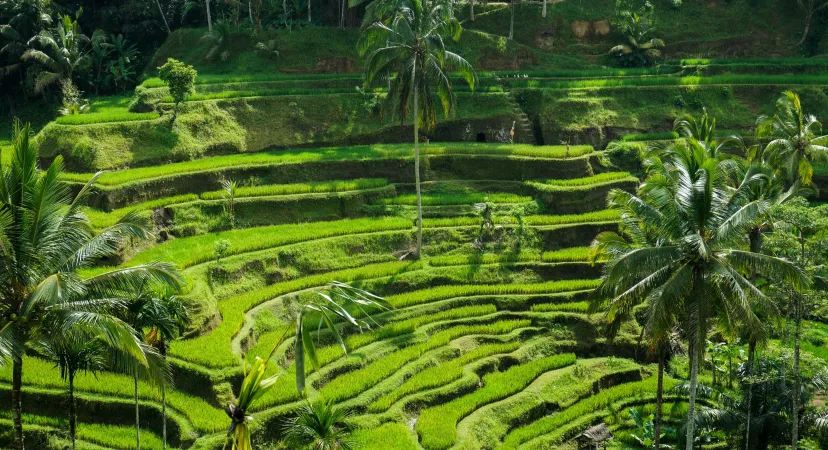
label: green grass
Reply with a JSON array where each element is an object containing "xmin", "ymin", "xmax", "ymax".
[
  {"xmin": 61, "ymin": 143, "xmax": 593, "ymax": 186},
  {"xmin": 429, "ymin": 246, "xmax": 592, "ymax": 266},
  {"xmin": 119, "ymin": 216, "xmax": 412, "ymax": 269},
  {"xmin": 416, "ymin": 353, "xmax": 577, "ymax": 449},
  {"xmin": 84, "ymin": 194, "xmax": 199, "ymax": 228},
  {"xmin": 505, "ymin": 75, "xmax": 828, "ymax": 90},
  {"xmin": 319, "ymin": 320, "xmax": 532, "ymax": 403},
  {"xmin": 386, "ymin": 279, "xmax": 600, "ymax": 309},
  {"xmin": 422, "ymin": 209, "xmax": 620, "ymax": 228},
  {"xmin": 369, "ymin": 341, "xmax": 521, "ymax": 412},
  {"xmin": 539, "ymin": 172, "xmax": 637, "ymax": 187},
  {"xmin": 502, "ymin": 376, "xmax": 679, "ymax": 449},
  {"xmin": 54, "ymin": 96, "xmax": 160, "ymax": 125},
  {"xmin": 0, "ymin": 356, "xmax": 225, "ymax": 433},
  {"xmin": 199, "ymin": 178, "xmax": 388, "ymax": 200},
  {"xmin": 379, "ymin": 192, "xmax": 532, "ymax": 206},
  {"xmin": 171, "ymin": 260, "xmax": 420, "ymax": 367},
  {"xmin": 352, "ymin": 422, "xmax": 420, "ymax": 450},
  {"xmin": 621, "ymin": 132, "xmax": 680, "ymax": 142}
]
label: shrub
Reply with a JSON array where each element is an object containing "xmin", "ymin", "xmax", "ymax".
[{"xmin": 158, "ymin": 58, "xmax": 197, "ymax": 118}]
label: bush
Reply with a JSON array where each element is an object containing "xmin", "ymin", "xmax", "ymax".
[{"xmin": 158, "ymin": 58, "xmax": 197, "ymax": 118}]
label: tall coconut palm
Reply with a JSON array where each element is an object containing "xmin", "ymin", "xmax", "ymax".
[
  {"xmin": 757, "ymin": 90, "xmax": 828, "ymax": 188},
  {"xmin": 591, "ymin": 142, "xmax": 806, "ymax": 450},
  {"xmin": 22, "ymin": 12, "xmax": 92, "ymax": 93},
  {"xmin": 142, "ymin": 288, "xmax": 188, "ymax": 450},
  {"xmin": 32, "ymin": 331, "xmax": 108, "ymax": 450},
  {"xmin": 282, "ymin": 400, "xmax": 354, "ymax": 450},
  {"xmin": 121, "ymin": 285, "xmax": 185, "ymax": 450},
  {"xmin": 359, "ymin": 0, "xmax": 476, "ymax": 258},
  {"xmin": 0, "ymin": 119, "xmax": 183, "ymax": 450}
]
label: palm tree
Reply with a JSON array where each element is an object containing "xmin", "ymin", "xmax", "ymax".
[
  {"xmin": 609, "ymin": 6, "xmax": 664, "ymax": 67},
  {"xmin": 224, "ymin": 282, "xmax": 389, "ymax": 450},
  {"xmin": 22, "ymin": 12, "xmax": 92, "ymax": 93},
  {"xmin": 283, "ymin": 400, "xmax": 354, "ymax": 450},
  {"xmin": 121, "ymin": 286, "xmax": 185, "ymax": 450},
  {"xmin": 143, "ymin": 289, "xmax": 189, "ymax": 450},
  {"xmin": 0, "ymin": 0, "xmax": 51, "ymax": 84},
  {"xmin": 757, "ymin": 91, "xmax": 828, "ymax": 188},
  {"xmin": 591, "ymin": 141, "xmax": 806, "ymax": 450},
  {"xmin": 359, "ymin": 0, "xmax": 476, "ymax": 258},
  {"xmin": 32, "ymin": 331, "xmax": 108, "ymax": 450},
  {"xmin": 0, "ymin": 120, "xmax": 183, "ymax": 450}
]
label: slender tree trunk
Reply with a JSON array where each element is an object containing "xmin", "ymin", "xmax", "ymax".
[
  {"xmin": 414, "ymin": 86, "xmax": 423, "ymax": 257},
  {"xmin": 155, "ymin": 0, "xmax": 171, "ymax": 34},
  {"xmin": 249, "ymin": 1, "xmax": 254, "ymax": 25},
  {"xmin": 69, "ymin": 372, "xmax": 76, "ymax": 450},
  {"xmin": 283, "ymin": 0, "xmax": 288, "ymax": 25},
  {"xmin": 470, "ymin": 0, "xmax": 475, "ymax": 21},
  {"xmin": 205, "ymin": 0, "xmax": 213, "ymax": 32},
  {"xmin": 162, "ymin": 383, "xmax": 167, "ymax": 450},
  {"xmin": 686, "ymin": 324, "xmax": 699, "ymax": 450},
  {"xmin": 745, "ymin": 337, "xmax": 756, "ymax": 450},
  {"xmin": 12, "ymin": 357, "xmax": 24, "ymax": 450},
  {"xmin": 654, "ymin": 345, "xmax": 665, "ymax": 450},
  {"xmin": 797, "ymin": 12, "xmax": 812, "ymax": 47},
  {"xmin": 160, "ymin": 341, "xmax": 168, "ymax": 450},
  {"xmin": 134, "ymin": 373, "xmax": 141, "ymax": 450},
  {"xmin": 509, "ymin": 0, "xmax": 515, "ymax": 40},
  {"xmin": 792, "ymin": 294, "xmax": 801, "ymax": 450},
  {"xmin": 340, "ymin": 0, "xmax": 346, "ymax": 29},
  {"xmin": 542, "ymin": 0, "xmax": 547, "ymax": 17},
  {"xmin": 307, "ymin": 0, "xmax": 311, "ymax": 23}
]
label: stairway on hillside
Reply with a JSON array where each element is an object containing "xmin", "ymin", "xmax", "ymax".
[{"xmin": 503, "ymin": 89, "xmax": 538, "ymax": 145}]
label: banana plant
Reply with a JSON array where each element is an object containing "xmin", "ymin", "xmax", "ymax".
[{"xmin": 223, "ymin": 281, "xmax": 391, "ymax": 450}]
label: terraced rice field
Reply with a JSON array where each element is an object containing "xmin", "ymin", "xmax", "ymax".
[{"xmin": 0, "ymin": 138, "xmax": 675, "ymax": 449}]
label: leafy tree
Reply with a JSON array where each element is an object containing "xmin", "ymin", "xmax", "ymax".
[
  {"xmin": 591, "ymin": 140, "xmax": 805, "ymax": 450},
  {"xmin": 359, "ymin": 0, "xmax": 476, "ymax": 258},
  {"xmin": 795, "ymin": 0, "xmax": 828, "ymax": 47},
  {"xmin": 158, "ymin": 57, "xmax": 197, "ymax": 121},
  {"xmin": 282, "ymin": 400, "xmax": 354, "ymax": 450},
  {"xmin": 32, "ymin": 331, "xmax": 108, "ymax": 450},
  {"xmin": 22, "ymin": 10, "xmax": 91, "ymax": 93},
  {"xmin": 764, "ymin": 198, "xmax": 828, "ymax": 449},
  {"xmin": 0, "ymin": 0, "xmax": 51, "ymax": 92},
  {"xmin": 757, "ymin": 91, "xmax": 828, "ymax": 188},
  {"xmin": 609, "ymin": 0, "xmax": 664, "ymax": 67},
  {"xmin": 0, "ymin": 119, "xmax": 183, "ymax": 450},
  {"xmin": 223, "ymin": 282, "xmax": 389, "ymax": 450}
]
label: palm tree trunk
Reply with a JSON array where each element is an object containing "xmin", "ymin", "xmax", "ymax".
[
  {"xmin": 686, "ymin": 327, "xmax": 699, "ymax": 450},
  {"xmin": 745, "ymin": 337, "xmax": 756, "ymax": 450},
  {"xmin": 12, "ymin": 357, "xmax": 24, "ymax": 450},
  {"xmin": 307, "ymin": 0, "xmax": 311, "ymax": 23},
  {"xmin": 205, "ymin": 0, "xmax": 213, "ymax": 32},
  {"xmin": 154, "ymin": 0, "xmax": 172, "ymax": 34},
  {"xmin": 470, "ymin": 0, "xmax": 475, "ymax": 21},
  {"xmin": 654, "ymin": 345, "xmax": 665, "ymax": 450},
  {"xmin": 283, "ymin": 0, "xmax": 288, "ymax": 25},
  {"xmin": 792, "ymin": 294, "xmax": 801, "ymax": 450},
  {"xmin": 797, "ymin": 11, "xmax": 812, "ymax": 47},
  {"xmin": 249, "ymin": 1, "xmax": 254, "ymax": 25},
  {"xmin": 340, "ymin": 0, "xmax": 345, "ymax": 29},
  {"xmin": 509, "ymin": 0, "xmax": 515, "ymax": 40},
  {"xmin": 69, "ymin": 372, "xmax": 76, "ymax": 450},
  {"xmin": 162, "ymin": 383, "xmax": 167, "ymax": 450},
  {"xmin": 414, "ymin": 86, "xmax": 423, "ymax": 257},
  {"xmin": 542, "ymin": 0, "xmax": 547, "ymax": 17},
  {"xmin": 134, "ymin": 373, "xmax": 141, "ymax": 450}
]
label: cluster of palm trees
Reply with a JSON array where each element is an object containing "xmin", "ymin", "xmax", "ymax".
[
  {"xmin": 590, "ymin": 91, "xmax": 827, "ymax": 450},
  {"xmin": 0, "ymin": 119, "xmax": 186, "ymax": 450}
]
